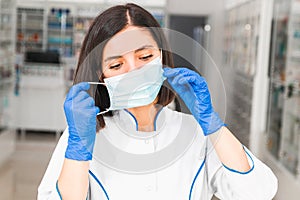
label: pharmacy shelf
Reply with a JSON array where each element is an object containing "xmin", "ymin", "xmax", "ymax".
[
  {"xmin": 0, "ymin": 0, "xmax": 16, "ymax": 167},
  {"xmin": 16, "ymin": 7, "xmax": 45, "ymax": 52},
  {"xmin": 223, "ymin": 0, "xmax": 261, "ymax": 147},
  {"xmin": 266, "ymin": 3, "xmax": 300, "ymax": 196},
  {"xmin": 73, "ymin": 16, "xmax": 93, "ymax": 55},
  {"xmin": 47, "ymin": 12, "xmax": 74, "ymax": 57},
  {"xmin": 269, "ymin": 0, "xmax": 300, "ymax": 176},
  {"xmin": 0, "ymin": 1, "xmax": 15, "ymax": 93}
]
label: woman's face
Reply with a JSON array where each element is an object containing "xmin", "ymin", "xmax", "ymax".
[{"xmin": 102, "ymin": 26, "xmax": 160, "ymax": 78}]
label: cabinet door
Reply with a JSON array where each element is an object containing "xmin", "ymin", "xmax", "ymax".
[
  {"xmin": 267, "ymin": 0, "xmax": 300, "ymax": 176},
  {"xmin": 267, "ymin": 0, "xmax": 289, "ymax": 160}
]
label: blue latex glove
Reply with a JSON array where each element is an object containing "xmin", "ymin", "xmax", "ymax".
[
  {"xmin": 63, "ymin": 82, "xmax": 100, "ymax": 161},
  {"xmin": 163, "ymin": 67, "xmax": 224, "ymax": 136}
]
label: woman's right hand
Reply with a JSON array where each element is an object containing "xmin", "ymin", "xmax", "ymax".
[{"xmin": 63, "ymin": 82, "xmax": 100, "ymax": 161}]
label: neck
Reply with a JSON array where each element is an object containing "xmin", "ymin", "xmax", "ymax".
[{"xmin": 127, "ymin": 103, "xmax": 159, "ymax": 132}]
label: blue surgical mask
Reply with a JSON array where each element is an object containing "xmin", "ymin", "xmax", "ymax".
[{"xmin": 98, "ymin": 55, "xmax": 165, "ymax": 114}]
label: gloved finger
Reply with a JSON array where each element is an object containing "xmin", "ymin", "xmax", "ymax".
[
  {"xmin": 166, "ymin": 76, "xmax": 189, "ymax": 95},
  {"xmin": 170, "ymin": 73, "xmax": 185, "ymax": 85},
  {"xmin": 173, "ymin": 69, "xmax": 201, "ymax": 81},
  {"xmin": 177, "ymin": 75, "xmax": 196, "ymax": 84},
  {"xmin": 77, "ymin": 96, "xmax": 96, "ymax": 108},
  {"xmin": 95, "ymin": 106, "xmax": 100, "ymax": 115},
  {"xmin": 177, "ymin": 74, "xmax": 206, "ymax": 87},
  {"xmin": 178, "ymin": 77, "xmax": 210, "ymax": 99},
  {"xmin": 72, "ymin": 91, "xmax": 90, "ymax": 103},
  {"xmin": 163, "ymin": 67, "xmax": 185, "ymax": 78},
  {"xmin": 164, "ymin": 68, "xmax": 200, "ymax": 83},
  {"xmin": 81, "ymin": 107, "xmax": 99, "ymax": 118},
  {"xmin": 83, "ymin": 106, "xmax": 101, "ymax": 118},
  {"xmin": 167, "ymin": 68, "xmax": 205, "ymax": 85},
  {"xmin": 66, "ymin": 82, "xmax": 90, "ymax": 100},
  {"xmin": 64, "ymin": 91, "xmax": 89, "ymax": 112},
  {"xmin": 169, "ymin": 71, "xmax": 199, "ymax": 85},
  {"xmin": 171, "ymin": 72, "xmax": 190, "ymax": 84}
]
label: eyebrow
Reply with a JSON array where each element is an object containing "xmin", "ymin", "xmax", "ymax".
[
  {"xmin": 104, "ymin": 45, "xmax": 155, "ymax": 62},
  {"xmin": 134, "ymin": 45, "xmax": 155, "ymax": 52}
]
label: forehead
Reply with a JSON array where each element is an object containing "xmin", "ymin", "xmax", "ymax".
[{"xmin": 103, "ymin": 26, "xmax": 158, "ymax": 57}]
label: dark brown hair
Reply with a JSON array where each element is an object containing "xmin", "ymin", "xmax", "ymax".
[{"xmin": 73, "ymin": 3, "xmax": 175, "ymax": 130}]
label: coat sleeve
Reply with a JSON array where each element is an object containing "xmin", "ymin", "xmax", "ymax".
[
  {"xmin": 37, "ymin": 128, "xmax": 69, "ymax": 200},
  {"xmin": 207, "ymin": 143, "xmax": 278, "ymax": 200}
]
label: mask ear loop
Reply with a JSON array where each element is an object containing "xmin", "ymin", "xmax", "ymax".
[
  {"xmin": 88, "ymin": 82, "xmax": 106, "ymax": 85},
  {"xmin": 87, "ymin": 82, "xmax": 109, "ymax": 115},
  {"xmin": 90, "ymin": 70, "xmax": 110, "ymax": 115},
  {"xmin": 97, "ymin": 109, "xmax": 110, "ymax": 115}
]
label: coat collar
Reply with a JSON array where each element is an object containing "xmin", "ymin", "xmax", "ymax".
[{"xmin": 110, "ymin": 106, "xmax": 167, "ymax": 139}]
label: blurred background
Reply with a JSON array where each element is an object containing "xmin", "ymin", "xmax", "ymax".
[{"xmin": 0, "ymin": 0, "xmax": 299, "ymax": 199}]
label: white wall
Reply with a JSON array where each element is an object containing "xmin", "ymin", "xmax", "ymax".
[
  {"xmin": 167, "ymin": 0, "xmax": 223, "ymax": 15},
  {"xmin": 16, "ymin": 0, "xmax": 166, "ymax": 7},
  {"xmin": 225, "ymin": 0, "xmax": 252, "ymax": 9}
]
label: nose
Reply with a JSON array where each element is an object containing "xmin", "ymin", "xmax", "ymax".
[
  {"xmin": 123, "ymin": 53, "xmax": 138, "ymax": 72},
  {"xmin": 126, "ymin": 59, "xmax": 136, "ymax": 72}
]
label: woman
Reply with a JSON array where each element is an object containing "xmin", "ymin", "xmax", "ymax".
[{"xmin": 38, "ymin": 3, "xmax": 277, "ymax": 200}]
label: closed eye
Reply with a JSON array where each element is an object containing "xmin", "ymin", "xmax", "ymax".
[
  {"xmin": 140, "ymin": 54, "xmax": 153, "ymax": 60},
  {"xmin": 109, "ymin": 63, "xmax": 122, "ymax": 69}
]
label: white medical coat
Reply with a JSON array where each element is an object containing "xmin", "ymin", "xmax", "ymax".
[{"xmin": 38, "ymin": 107, "xmax": 278, "ymax": 200}]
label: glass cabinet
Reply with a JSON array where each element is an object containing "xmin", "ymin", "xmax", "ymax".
[
  {"xmin": 16, "ymin": 8, "xmax": 45, "ymax": 53},
  {"xmin": 223, "ymin": 0, "xmax": 261, "ymax": 147},
  {"xmin": 268, "ymin": 0, "xmax": 300, "ymax": 177}
]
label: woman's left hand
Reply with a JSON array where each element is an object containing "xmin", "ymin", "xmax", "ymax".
[{"xmin": 163, "ymin": 67, "xmax": 224, "ymax": 136}]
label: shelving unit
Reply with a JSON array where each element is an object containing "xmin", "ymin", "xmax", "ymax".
[
  {"xmin": 223, "ymin": 1, "xmax": 260, "ymax": 77},
  {"xmin": 267, "ymin": 0, "xmax": 290, "ymax": 160},
  {"xmin": 0, "ymin": 0, "xmax": 15, "ymax": 129},
  {"xmin": 0, "ymin": 1, "xmax": 15, "ymax": 86},
  {"xmin": 0, "ymin": 0, "xmax": 16, "ymax": 166},
  {"xmin": 16, "ymin": 8, "xmax": 45, "ymax": 53},
  {"xmin": 149, "ymin": 8, "xmax": 166, "ymax": 27},
  {"xmin": 16, "ymin": 7, "xmax": 75, "ymax": 57},
  {"xmin": 73, "ymin": 16, "xmax": 93, "ymax": 56},
  {"xmin": 267, "ymin": 0, "xmax": 300, "ymax": 178},
  {"xmin": 223, "ymin": 0, "xmax": 261, "ymax": 146},
  {"xmin": 47, "ymin": 9, "xmax": 74, "ymax": 57},
  {"xmin": 15, "ymin": 2, "xmax": 166, "ymax": 59}
]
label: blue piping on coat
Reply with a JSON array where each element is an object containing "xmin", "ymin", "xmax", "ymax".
[
  {"xmin": 189, "ymin": 158, "xmax": 206, "ymax": 200},
  {"xmin": 89, "ymin": 170, "xmax": 110, "ymax": 200}
]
